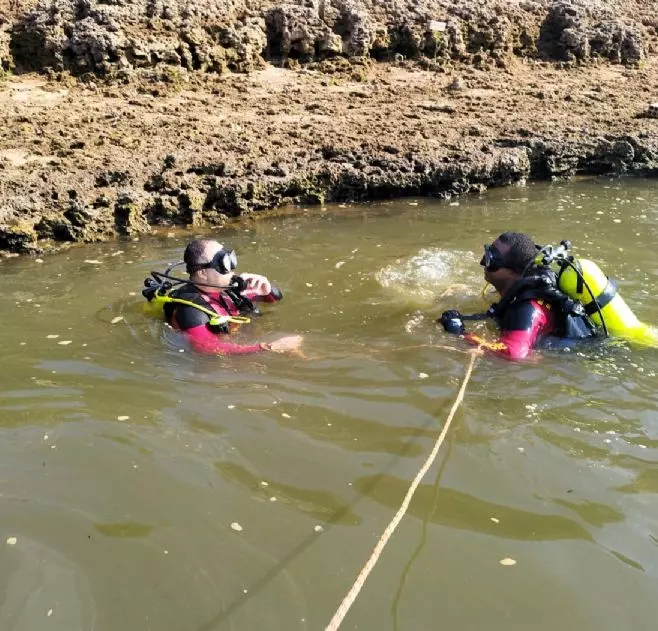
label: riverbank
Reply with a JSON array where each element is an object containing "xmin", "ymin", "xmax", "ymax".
[{"xmin": 2, "ymin": 0, "xmax": 658, "ymax": 255}]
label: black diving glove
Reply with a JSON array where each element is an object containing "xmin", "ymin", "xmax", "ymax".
[{"xmin": 438, "ymin": 310, "xmax": 466, "ymax": 335}]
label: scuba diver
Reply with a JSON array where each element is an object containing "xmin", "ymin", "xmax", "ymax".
[
  {"xmin": 438, "ymin": 232, "xmax": 598, "ymax": 360},
  {"xmin": 142, "ymin": 238, "xmax": 303, "ymax": 355},
  {"xmin": 438, "ymin": 230, "xmax": 658, "ymax": 359}
]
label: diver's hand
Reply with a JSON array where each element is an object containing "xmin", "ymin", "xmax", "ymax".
[
  {"xmin": 240, "ymin": 273, "xmax": 272, "ymax": 296},
  {"xmin": 267, "ymin": 335, "xmax": 304, "ymax": 354},
  {"xmin": 438, "ymin": 310, "xmax": 465, "ymax": 335}
]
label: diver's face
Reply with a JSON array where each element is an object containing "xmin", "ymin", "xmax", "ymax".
[
  {"xmin": 482, "ymin": 239, "xmax": 516, "ymax": 292},
  {"xmin": 195, "ymin": 241, "xmax": 235, "ymax": 288}
]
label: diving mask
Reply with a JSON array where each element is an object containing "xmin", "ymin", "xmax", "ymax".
[
  {"xmin": 480, "ymin": 244, "xmax": 506, "ymax": 272},
  {"xmin": 188, "ymin": 248, "xmax": 238, "ymax": 275}
]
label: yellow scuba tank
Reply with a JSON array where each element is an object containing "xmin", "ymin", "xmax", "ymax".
[{"xmin": 557, "ymin": 258, "xmax": 658, "ymax": 347}]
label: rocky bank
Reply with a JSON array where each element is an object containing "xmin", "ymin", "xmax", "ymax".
[{"xmin": 1, "ymin": 0, "xmax": 658, "ymax": 254}]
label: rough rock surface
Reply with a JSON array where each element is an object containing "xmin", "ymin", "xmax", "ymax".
[
  {"xmin": 10, "ymin": 0, "xmax": 269, "ymax": 75},
  {"xmin": 1, "ymin": 0, "xmax": 658, "ymax": 255},
  {"xmin": 2, "ymin": 54, "xmax": 658, "ymax": 255},
  {"xmin": 538, "ymin": 2, "xmax": 644, "ymax": 64},
  {"xmin": 5, "ymin": 0, "xmax": 658, "ymax": 78}
]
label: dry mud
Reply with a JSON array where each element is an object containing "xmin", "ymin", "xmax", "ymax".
[{"xmin": 1, "ymin": 0, "xmax": 658, "ymax": 254}]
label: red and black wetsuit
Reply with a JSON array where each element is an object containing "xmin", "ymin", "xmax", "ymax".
[
  {"xmin": 459, "ymin": 267, "xmax": 597, "ymax": 360},
  {"xmin": 164, "ymin": 283, "xmax": 281, "ymax": 355},
  {"xmin": 465, "ymin": 298, "xmax": 557, "ymax": 360}
]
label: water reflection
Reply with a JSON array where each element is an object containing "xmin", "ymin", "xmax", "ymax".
[
  {"xmin": 215, "ymin": 462, "xmax": 361, "ymax": 525},
  {"xmin": 353, "ymin": 474, "xmax": 596, "ymax": 541},
  {"xmin": 94, "ymin": 522, "xmax": 155, "ymax": 538}
]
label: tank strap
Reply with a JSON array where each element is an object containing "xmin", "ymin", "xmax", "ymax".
[{"xmin": 584, "ymin": 278, "xmax": 618, "ymax": 316}]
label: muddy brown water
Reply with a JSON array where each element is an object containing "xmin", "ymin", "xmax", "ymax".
[{"xmin": 1, "ymin": 179, "xmax": 658, "ymax": 631}]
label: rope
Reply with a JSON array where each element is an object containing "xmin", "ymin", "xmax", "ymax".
[{"xmin": 325, "ymin": 350, "xmax": 480, "ymax": 631}]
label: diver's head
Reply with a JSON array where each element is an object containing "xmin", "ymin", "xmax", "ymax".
[
  {"xmin": 184, "ymin": 238, "xmax": 238, "ymax": 290},
  {"xmin": 481, "ymin": 231, "xmax": 536, "ymax": 295}
]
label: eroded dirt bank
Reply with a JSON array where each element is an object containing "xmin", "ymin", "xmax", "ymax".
[{"xmin": 1, "ymin": 0, "xmax": 658, "ymax": 254}]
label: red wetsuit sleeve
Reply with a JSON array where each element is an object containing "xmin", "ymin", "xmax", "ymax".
[
  {"xmin": 464, "ymin": 329, "xmax": 536, "ymax": 360},
  {"xmin": 464, "ymin": 299, "xmax": 554, "ymax": 360},
  {"xmin": 184, "ymin": 324, "xmax": 265, "ymax": 355}
]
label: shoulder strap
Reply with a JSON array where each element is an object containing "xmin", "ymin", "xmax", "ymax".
[{"xmin": 164, "ymin": 284, "xmax": 251, "ymax": 330}]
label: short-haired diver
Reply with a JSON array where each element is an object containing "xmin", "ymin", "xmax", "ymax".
[{"xmin": 438, "ymin": 232, "xmax": 658, "ymax": 360}]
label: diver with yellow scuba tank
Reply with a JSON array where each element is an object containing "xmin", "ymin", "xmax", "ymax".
[
  {"xmin": 142, "ymin": 238, "xmax": 303, "ymax": 355},
  {"xmin": 438, "ymin": 231, "xmax": 658, "ymax": 360}
]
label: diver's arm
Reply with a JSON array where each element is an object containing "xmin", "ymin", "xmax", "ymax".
[
  {"xmin": 464, "ymin": 301, "xmax": 547, "ymax": 360},
  {"xmin": 464, "ymin": 330, "xmax": 533, "ymax": 360},
  {"xmin": 184, "ymin": 324, "xmax": 267, "ymax": 355},
  {"xmin": 173, "ymin": 304, "xmax": 267, "ymax": 355}
]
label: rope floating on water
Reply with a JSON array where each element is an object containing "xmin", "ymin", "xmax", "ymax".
[{"xmin": 325, "ymin": 350, "xmax": 480, "ymax": 631}]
